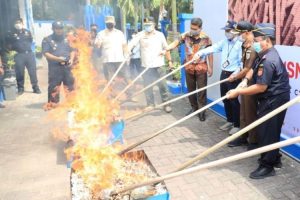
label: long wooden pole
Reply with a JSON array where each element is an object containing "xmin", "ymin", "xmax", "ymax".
[
  {"xmin": 126, "ymin": 59, "xmax": 195, "ymax": 100},
  {"xmin": 114, "ymin": 135, "xmax": 300, "ymax": 195},
  {"xmin": 118, "ymin": 95, "xmax": 227, "ymax": 155},
  {"xmin": 114, "ymin": 67, "xmax": 150, "ymax": 101},
  {"xmin": 173, "ymin": 95, "xmax": 300, "ymax": 172},
  {"xmin": 124, "ymin": 78, "xmax": 229, "ymax": 121},
  {"xmin": 101, "ymin": 58, "xmax": 129, "ymax": 94}
]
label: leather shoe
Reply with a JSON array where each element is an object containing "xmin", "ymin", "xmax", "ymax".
[
  {"xmin": 33, "ymin": 87, "xmax": 42, "ymax": 94},
  {"xmin": 198, "ymin": 113, "xmax": 205, "ymax": 121},
  {"xmin": 249, "ymin": 165, "xmax": 275, "ymax": 179},
  {"xmin": 18, "ymin": 89, "xmax": 24, "ymax": 95},
  {"xmin": 228, "ymin": 137, "xmax": 248, "ymax": 147}
]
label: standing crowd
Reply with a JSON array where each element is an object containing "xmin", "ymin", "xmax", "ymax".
[{"xmin": 0, "ymin": 15, "xmax": 291, "ymax": 179}]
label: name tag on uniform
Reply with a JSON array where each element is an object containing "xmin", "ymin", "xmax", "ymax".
[{"xmin": 222, "ymin": 60, "xmax": 230, "ymax": 68}]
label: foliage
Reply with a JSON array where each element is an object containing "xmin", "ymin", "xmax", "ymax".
[{"xmin": 4, "ymin": 51, "xmax": 17, "ymax": 70}]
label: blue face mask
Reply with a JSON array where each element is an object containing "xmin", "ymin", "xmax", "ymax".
[
  {"xmin": 253, "ymin": 42, "xmax": 262, "ymax": 53},
  {"xmin": 144, "ymin": 24, "xmax": 154, "ymax": 33}
]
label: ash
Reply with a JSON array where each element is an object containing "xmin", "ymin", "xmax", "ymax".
[{"xmin": 71, "ymin": 160, "xmax": 167, "ymax": 200}]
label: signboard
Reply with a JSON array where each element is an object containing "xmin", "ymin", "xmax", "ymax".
[
  {"xmin": 194, "ymin": 0, "xmax": 300, "ymax": 161},
  {"xmin": 276, "ymin": 45, "xmax": 300, "ymax": 161}
]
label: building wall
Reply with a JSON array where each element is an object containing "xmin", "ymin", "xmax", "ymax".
[{"xmin": 0, "ymin": 0, "xmax": 20, "ymax": 48}]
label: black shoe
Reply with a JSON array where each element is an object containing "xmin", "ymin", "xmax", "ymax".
[
  {"xmin": 18, "ymin": 89, "xmax": 24, "ymax": 95},
  {"xmin": 198, "ymin": 113, "xmax": 206, "ymax": 121},
  {"xmin": 249, "ymin": 165, "xmax": 275, "ymax": 179},
  {"xmin": 228, "ymin": 137, "xmax": 248, "ymax": 147},
  {"xmin": 185, "ymin": 108, "xmax": 196, "ymax": 116},
  {"xmin": 33, "ymin": 87, "xmax": 41, "ymax": 94}
]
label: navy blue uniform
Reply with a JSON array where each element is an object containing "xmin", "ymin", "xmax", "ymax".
[
  {"xmin": 10, "ymin": 29, "xmax": 39, "ymax": 91},
  {"xmin": 42, "ymin": 35, "xmax": 74, "ymax": 103},
  {"xmin": 252, "ymin": 47, "xmax": 290, "ymax": 168}
]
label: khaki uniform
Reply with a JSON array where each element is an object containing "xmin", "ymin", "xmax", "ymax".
[{"xmin": 240, "ymin": 46, "xmax": 258, "ymax": 144}]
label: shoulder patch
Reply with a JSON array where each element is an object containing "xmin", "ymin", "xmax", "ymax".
[
  {"xmin": 246, "ymin": 51, "xmax": 251, "ymax": 60},
  {"xmin": 257, "ymin": 64, "xmax": 264, "ymax": 76}
]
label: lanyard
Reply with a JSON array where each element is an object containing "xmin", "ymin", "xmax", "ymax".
[{"xmin": 227, "ymin": 40, "xmax": 237, "ymax": 59}]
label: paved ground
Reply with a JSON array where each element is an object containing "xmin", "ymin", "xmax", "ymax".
[{"xmin": 0, "ymin": 63, "xmax": 300, "ymax": 200}]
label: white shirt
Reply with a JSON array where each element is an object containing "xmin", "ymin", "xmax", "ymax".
[
  {"xmin": 131, "ymin": 30, "xmax": 168, "ymax": 68},
  {"xmin": 95, "ymin": 28, "xmax": 126, "ymax": 63}
]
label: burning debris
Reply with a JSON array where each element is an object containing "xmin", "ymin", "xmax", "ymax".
[
  {"xmin": 71, "ymin": 151, "xmax": 168, "ymax": 200},
  {"xmin": 46, "ymin": 29, "xmax": 169, "ymax": 199}
]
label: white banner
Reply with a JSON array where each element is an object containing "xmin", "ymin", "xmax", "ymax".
[{"xmin": 275, "ymin": 45, "xmax": 300, "ymax": 140}]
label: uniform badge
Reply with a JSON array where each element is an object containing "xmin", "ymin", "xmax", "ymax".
[
  {"xmin": 257, "ymin": 64, "xmax": 263, "ymax": 76},
  {"xmin": 246, "ymin": 50, "xmax": 251, "ymax": 60}
]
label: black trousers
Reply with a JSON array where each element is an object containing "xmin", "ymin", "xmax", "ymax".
[
  {"xmin": 48, "ymin": 64, "xmax": 74, "ymax": 103},
  {"xmin": 257, "ymin": 92, "xmax": 290, "ymax": 168},
  {"xmin": 220, "ymin": 71, "xmax": 240, "ymax": 127},
  {"xmin": 103, "ymin": 62, "xmax": 128, "ymax": 82},
  {"xmin": 185, "ymin": 71, "xmax": 207, "ymax": 113},
  {"xmin": 14, "ymin": 52, "xmax": 38, "ymax": 90},
  {"xmin": 129, "ymin": 58, "xmax": 142, "ymax": 79}
]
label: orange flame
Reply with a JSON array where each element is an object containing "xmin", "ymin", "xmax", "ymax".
[{"xmin": 47, "ymin": 29, "xmax": 152, "ymax": 195}]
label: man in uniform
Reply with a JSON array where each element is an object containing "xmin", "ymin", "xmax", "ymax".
[
  {"xmin": 227, "ymin": 21, "xmax": 258, "ymax": 148},
  {"xmin": 227, "ymin": 23, "xmax": 290, "ymax": 179},
  {"xmin": 42, "ymin": 21, "xmax": 76, "ymax": 105},
  {"xmin": 163, "ymin": 17, "xmax": 213, "ymax": 121},
  {"xmin": 130, "ymin": 17, "xmax": 172, "ymax": 113},
  {"xmin": 194, "ymin": 21, "xmax": 243, "ymax": 134},
  {"xmin": 10, "ymin": 18, "xmax": 41, "ymax": 95}
]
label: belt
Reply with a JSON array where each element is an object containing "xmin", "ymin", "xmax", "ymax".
[
  {"xmin": 18, "ymin": 50, "xmax": 32, "ymax": 54},
  {"xmin": 222, "ymin": 70, "xmax": 234, "ymax": 75}
]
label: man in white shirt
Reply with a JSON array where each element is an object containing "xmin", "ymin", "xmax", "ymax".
[
  {"xmin": 130, "ymin": 17, "xmax": 173, "ymax": 113},
  {"xmin": 95, "ymin": 16, "xmax": 129, "ymax": 82}
]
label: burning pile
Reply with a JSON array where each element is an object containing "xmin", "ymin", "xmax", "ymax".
[{"xmin": 48, "ymin": 29, "xmax": 168, "ymax": 199}]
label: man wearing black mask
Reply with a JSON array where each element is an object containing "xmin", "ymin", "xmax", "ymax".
[
  {"xmin": 163, "ymin": 18, "xmax": 213, "ymax": 121},
  {"xmin": 95, "ymin": 16, "xmax": 129, "ymax": 82},
  {"xmin": 42, "ymin": 21, "xmax": 76, "ymax": 107},
  {"xmin": 9, "ymin": 18, "xmax": 41, "ymax": 95}
]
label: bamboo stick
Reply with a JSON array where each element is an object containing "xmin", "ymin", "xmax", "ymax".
[
  {"xmin": 114, "ymin": 135, "xmax": 300, "ymax": 195},
  {"xmin": 118, "ymin": 95, "xmax": 228, "ymax": 155},
  {"xmin": 101, "ymin": 57, "xmax": 129, "ymax": 94},
  {"xmin": 126, "ymin": 59, "xmax": 195, "ymax": 100},
  {"xmin": 124, "ymin": 78, "xmax": 229, "ymax": 121},
  {"xmin": 114, "ymin": 67, "xmax": 150, "ymax": 101},
  {"xmin": 173, "ymin": 95, "xmax": 300, "ymax": 172}
]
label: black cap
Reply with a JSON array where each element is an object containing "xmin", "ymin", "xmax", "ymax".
[
  {"xmin": 52, "ymin": 21, "xmax": 64, "ymax": 29},
  {"xmin": 231, "ymin": 21, "xmax": 254, "ymax": 34},
  {"xmin": 253, "ymin": 23, "xmax": 275, "ymax": 38},
  {"xmin": 221, "ymin": 20, "xmax": 236, "ymax": 30},
  {"xmin": 144, "ymin": 16, "xmax": 155, "ymax": 24}
]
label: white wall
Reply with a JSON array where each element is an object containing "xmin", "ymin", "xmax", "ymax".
[
  {"xmin": 194, "ymin": 0, "xmax": 228, "ymax": 103},
  {"xmin": 33, "ymin": 22, "xmax": 53, "ymax": 47}
]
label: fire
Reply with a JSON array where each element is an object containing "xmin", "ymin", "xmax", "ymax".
[{"xmin": 47, "ymin": 29, "xmax": 150, "ymax": 195}]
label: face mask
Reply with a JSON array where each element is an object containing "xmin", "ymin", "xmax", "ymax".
[
  {"xmin": 253, "ymin": 42, "xmax": 262, "ymax": 53},
  {"xmin": 225, "ymin": 32, "xmax": 235, "ymax": 40},
  {"xmin": 238, "ymin": 35, "xmax": 245, "ymax": 42},
  {"xmin": 15, "ymin": 23, "xmax": 22, "ymax": 30},
  {"xmin": 106, "ymin": 23, "xmax": 114, "ymax": 30},
  {"xmin": 144, "ymin": 25, "xmax": 154, "ymax": 33},
  {"xmin": 190, "ymin": 30, "xmax": 201, "ymax": 37}
]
